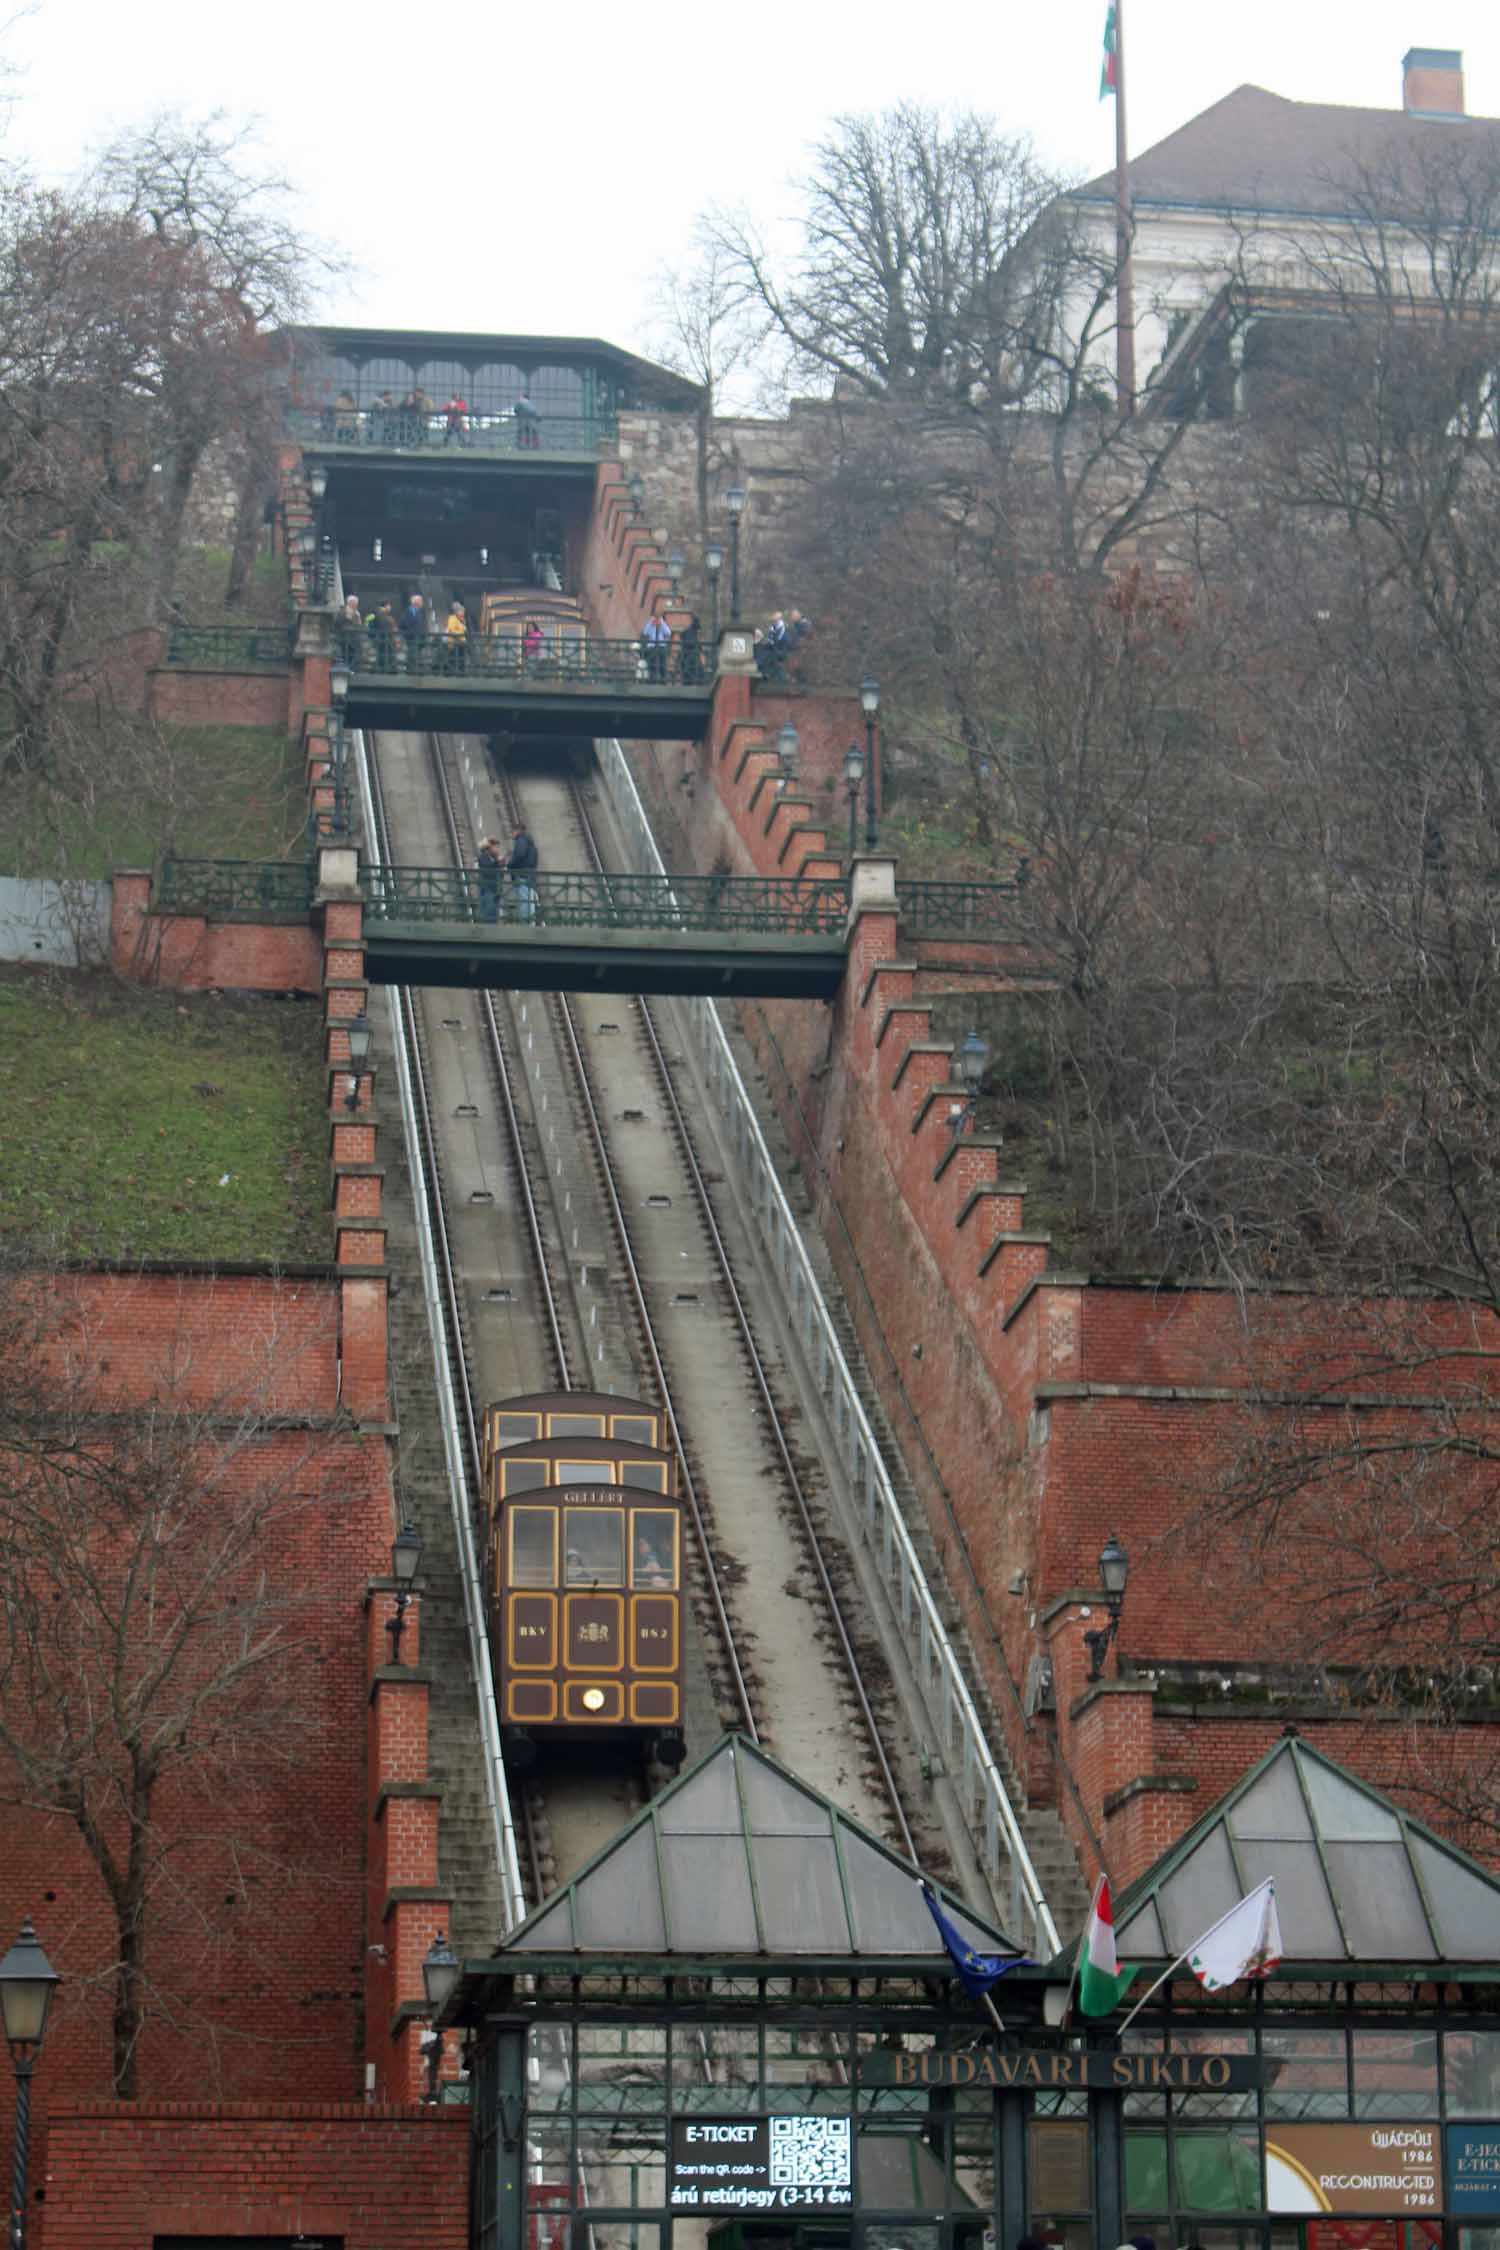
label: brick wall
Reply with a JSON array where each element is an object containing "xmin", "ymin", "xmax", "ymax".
[
  {"xmin": 110, "ymin": 870, "xmax": 323, "ymax": 993},
  {"xmin": 147, "ymin": 668, "xmax": 291, "ymax": 729},
  {"xmin": 40, "ymin": 2104, "xmax": 468, "ymax": 2250}
]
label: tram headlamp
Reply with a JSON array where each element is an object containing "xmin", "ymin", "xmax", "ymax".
[{"xmin": 582, "ymin": 1688, "xmax": 606, "ymax": 1713}]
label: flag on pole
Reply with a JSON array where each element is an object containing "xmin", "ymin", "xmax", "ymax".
[
  {"xmin": 1186, "ymin": 1881, "xmax": 1283, "ymax": 1993},
  {"xmin": 1077, "ymin": 1876, "xmax": 1137, "ymax": 2016},
  {"xmin": 920, "ymin": 1882, "xmax": 1033, "ymax": 2000},
  {"xmin": 1100, "ymin": 3, "xmax": 1119, "ymax": 98}
]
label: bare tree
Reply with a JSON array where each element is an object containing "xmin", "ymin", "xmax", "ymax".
[{"xmin": 0, "ymin": 1264, "xmax": 362, "ymax": 2096}]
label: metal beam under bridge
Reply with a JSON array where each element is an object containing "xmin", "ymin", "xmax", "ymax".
[{"xmin": 361, "ymin": 919, "xmax": 846, "ymax": 1000}]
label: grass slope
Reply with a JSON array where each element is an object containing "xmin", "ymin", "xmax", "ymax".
[{"xmin": 0, "ymin": 967, "xmax": 329, "ymax": 1264}]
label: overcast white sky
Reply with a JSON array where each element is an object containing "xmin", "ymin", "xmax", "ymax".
[{"xmin": 4, "ymin": 0, "xmax": 1494, "ymax": 361}]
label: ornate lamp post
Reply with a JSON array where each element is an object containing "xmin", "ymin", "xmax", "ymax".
[
  {"xmin": 724, "ymin": 485, "xmax": 746, "ymax": 623},
  {"xmin": 627, "ymin": 472, "xmax": 645, "ymax": 520},
  {"xmin": 950, "ymin": 1030, "xmax": 990, "ymax": 1135},
  {"xmin": 842, "ymin": 741, "xmax": 865, "ymax": 860},
  {"xmin": 387, "ymin": 1522, "xmax": 423, "ymax": 1663},
  {"xmin": 422, "ymin": 1932, "xmax": 461, "ymax": 2102},
  {"xmin": 667, "ymin": 550, "xmax": 684, "ymax": 599},
  {"xmin": 0, "ymin": 1920, "xmax": 59, "ymax": 2250},
  {"xmin": 704, "ymin": 542, "xmax": 723, "ymax": 646},
  {"xmin": 859, "ymin": 675, "xmax": 880, "ymax": 850},
  {"xmin": 775, "ymin": 721, "xmax": 799, "ymax": 796},
  {"xmin": 344, "ymin": 1011, "xmax": 371, "ymax": 1112},
  {"xmin": 1084, "ymin": 1536, "xmax": 1130, "ymax": 1680}
]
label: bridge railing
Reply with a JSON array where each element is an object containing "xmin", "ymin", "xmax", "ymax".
[
  {"xmin": 362, "ymin": 865, "xmax": 849, "ymax": 934},
  {"xmin": 164, "ymin": 625, "xmax": 296, "ymax": 670},
  {"xmin": 344, "ymin": 633, "xmax": 715, "ymax": 690},
  {"xmin": 894, "ymin": 873, "xmax": 1029, "ymax": 941},
  {"xmin": 284, "ymin": 406, "xmax": 612, "ymax": 457},
  {"xmin": 156, "ymin": 857, "xmax": 316, "ymax": 921}
]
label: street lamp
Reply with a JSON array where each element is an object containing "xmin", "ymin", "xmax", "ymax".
[
  {"xmin": 1084, "ymin": 1536, "xmax": 1130, "ymax": 1682},
  {"xmin": 776, "ymin": 721, "xmax": 799, "ymax": 795},
  {"xmin": 842, "ymin": 741, "xmax": 865, "ymax": 859},
  {"xmin": 627, "ymin": 471, "xmax": 645, "ymax": 519},
  {"xmin": 388, "ymin": 1522, "xmax": 422, "ymax": 1662},
  {"xmin": 859, "ymin": 675, "xmax": 880, "ymax": 851},
  {"xmin": 344, "ymin": 1011, "xmax": 371, "ymax": 1113},
  {"xmin": 0, "ymin": 1920, "xmax": 59, "ymax": 2250},
  {"xmin": 422, "ymin": 1931, "xmax": 461, "ymax": 2101},
  {"xmin": 309, "ymin": 465, "xmax": 328, "ymax": 503},
  {"xmin": 704, "ymin": 542, "xmax": 723, "ymax": 645},
  {"xmin": 330, "ymin": 660, "xmax": 350, "ymax": 704},
  {"xmin": 950, "ymin": 1029, "xmax": 989, "ymax": 1136},
  {"xmin": 667, "ymin": 549, "xmax": 684, "ymax": 600},
  {"xmin": 724, "ymin": 484, "xmax": 746, "ymax": 623}
]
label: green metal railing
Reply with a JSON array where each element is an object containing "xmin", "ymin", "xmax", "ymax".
[
  {"xmin": 363, "ymin": 866, "xmax": 849, "ymax": 936},
  {"xmin": 895, "ymin": 874, "xmax": 1029, "ymax": 941},
  {"xmin": 284, "ymin": 406, "xmax": 613, "ymax": 456},
  {"xmin": 157, "ymin": 857, "xmax": 316, "ymax": 921},
  {"xmin": 344, "ymin": 632, "xmax": 714, "ymax": 690},
  {"xmin": 165, "ymin": 625, "xmax": 296, "ymax": 670}
]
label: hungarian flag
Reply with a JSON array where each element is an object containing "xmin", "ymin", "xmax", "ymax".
[
  {"xmin": 1186, "ymin": 1881, "xmax": 1283, "ymax": 1993},
  {"xmin": 1077, "ymin": 1875, "xmax": 1137, "ymax": 2016},
  {"xmin": 1100, "ymin": 3, "xmax": 1118, "ymax": 98}
]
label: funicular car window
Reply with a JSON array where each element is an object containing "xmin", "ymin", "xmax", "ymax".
[
  {"xmin": 510, "ymin": 1509, "xmax": 557, "ymax": 1588},
  {"xmin": 557, "ymin": 1460, "xmax": 612, "ymax": 1485},
  {"xmin": 495, "ymin": 1413, "xmax": 543, "ymax": 1446},
  {"xmin": 549, "ymin": 1413, "xmax": 607, "ymax": 1438},
  {"xmin": 631, "ymin": 1511, "xmax": 677, "ymax": 1588},
  {"xmin": 565, "ymin": 1510, "xmax": 624, "ymax": 1586},
  {"xmin": 612, "ymin": 1415, "xmax": 656, "ymax": 1447},
  {"xmin": 620, "ymin": 1462, "xmax": 668, "ymax": 1492},
  {"xmin": 500, "ymin": 1458, "xmax": 549, "ymax": 1494}
]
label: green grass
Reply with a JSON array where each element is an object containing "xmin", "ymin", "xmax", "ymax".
[
  {"xmin": 8, "ymin": 723, "xmax": 306, "ymax": 882},
  {"xmin": 0, "ymin": 967, "xmax": 330, "ymax": 1264}
]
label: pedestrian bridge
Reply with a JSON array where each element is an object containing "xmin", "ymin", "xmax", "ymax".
[{"xmin": 344, "ymin": 638, "xmax": 716, "ymax": 742}]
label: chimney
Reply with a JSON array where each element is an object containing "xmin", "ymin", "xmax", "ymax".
[{"xmin": 1402, "ymin": 47, "xmax": 1465, "ymax": 117}]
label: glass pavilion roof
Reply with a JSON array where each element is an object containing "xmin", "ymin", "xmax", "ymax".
[
  {"xmin": 499, "ymin": 1733, "xmax": 1021, "ymax": 1963},
  {"xmin": 1112, "ymin": 1734, "xmax": 1500, "ymax": 1968}
]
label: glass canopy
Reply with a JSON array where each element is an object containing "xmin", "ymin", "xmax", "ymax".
[
  {"xmin": 501, "ymin": 1732, "xmax": 1020, "ymax": 1962},
  {"xmin": 1112, "ymin": 1735, "xmax": 1500, "ymax": 1966}
]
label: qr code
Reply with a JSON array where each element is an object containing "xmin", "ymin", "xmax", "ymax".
[{"xmin": 769, "ymin": 2115, "xmax": 851, "ymax": 2190}]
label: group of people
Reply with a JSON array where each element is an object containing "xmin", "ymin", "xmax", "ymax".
[
  {"xmin": 639, "ymin": 612, "xmax": 706, "ymax": 685},
  {"xmin": 322, "ymin": 387, "xmax": 543, "ymax": 449},
  {"xmin": 476, "ymin": 825, "xmax": 540, "ymax": 923},
  {"xmin": 756, "ymin": 608, "xmax": 813, "ymax": 681},
  {"xmin": 340, "ymin": 594, "xmax": 558, "ymax": 678}
]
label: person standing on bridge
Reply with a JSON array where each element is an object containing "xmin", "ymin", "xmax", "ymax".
[
  {"xmin": 514, "ymin": 389, "xmax": 541, "ymax": 449},
  {"xmin": 476, "ymin": 836, "xmax": 504, "ymax": 922},
  {"xmin": 507, "ymin": 822, "xmax": 539, "ymax": 924},
  {"xmin": 443, "ymin": 390, "xmax": 469, "ymax": 446},
  {"xmin": 445, "ymin": 600, "xmax": 468, "ymax": 674},
  {"xmin": 641, "ymin": 610, "xmax": 671, "ymax": 683},
  {"xmin": 402, "ymin": 591, "xmax": 427, "ymax": 669}
]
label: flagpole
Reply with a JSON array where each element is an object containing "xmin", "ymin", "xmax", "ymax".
[
  {"xmin": 1115, "ymin": 1950, "xmax": 1189, "ymax": 2038},
  {"xmin": 1060, "ymin": 1875, "xmax": 1101, "ymax": 2031},
  {"xmin": 1115, "ymin": 1882, "xmax": 1275, "ymax": 2037},
  {"xmin": 1114, "ymin": 0, "xmax": 1137, "ymax": 411}
]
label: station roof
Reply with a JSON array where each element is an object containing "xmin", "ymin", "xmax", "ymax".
[
  {"xmin": 288, "ymin": 323, "xmax": 700, "ymax": 406},
  {"xmin": 472, "ymin": 1731, "xmax": 1020, "ymax": 1971},
  {"xmin": 1110, "ymin": 1734, "xmax": 1500, "ymax": 1973}
]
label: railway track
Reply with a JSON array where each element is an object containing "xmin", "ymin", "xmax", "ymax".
[{"xmin": 362, "ymin": 721, "xmax": 956, "ymax": 1903}]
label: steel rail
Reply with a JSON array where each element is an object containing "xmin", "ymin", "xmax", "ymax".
[
  {"xmin": 567, "ymin": 779, "xmax": 918, "ymax": 1863},
  {"xmin": 594, "ymin": 735, "xmax": 1062, "ymax": 1953},
  {"xmin": 354, "ymin": 726, "xmax": 528, "ymax": 1932}
]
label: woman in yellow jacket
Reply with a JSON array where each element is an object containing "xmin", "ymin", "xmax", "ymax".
[{"xmin": 445, "ymin": 600, "xmax": 468, "ymax": 675}]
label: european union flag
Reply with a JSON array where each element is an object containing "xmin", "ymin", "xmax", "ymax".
[{"xmin": 921, "ymin": 1881, "xmax": 1033, "ymax": 1999}]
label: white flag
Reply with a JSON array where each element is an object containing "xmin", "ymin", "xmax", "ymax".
[{"xmin": 1187, "ymin": 1880, "xmax": 1282, "ymax": 1992}]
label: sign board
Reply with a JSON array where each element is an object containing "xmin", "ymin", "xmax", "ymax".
[
  {"xmin": 1447, "ymin": 2126, "xmax": 1500, "ymax": 2215},
  {"xmin": 859, "ymin": 2046, "xmax": 1260, "ymax": 2091},
  {"xmin": 668, "ymin": 2116, "xmax": 853, "ymax": 2214},
  {"xmin": 1266, "ymin": 2125, "xmax": 1442, "ymax": 2214}
]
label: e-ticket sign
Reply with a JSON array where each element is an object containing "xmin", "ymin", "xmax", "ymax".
[
  {"xmin": 1266, "ymin": 2124, "xmax": 1442, "ymax": 2213},
  {"xmin": 668, "ymin": 2116, "xmax": 853, "ymax": 2213}
]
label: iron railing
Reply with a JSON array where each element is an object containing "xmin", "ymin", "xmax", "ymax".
[
  {"xmin": 284, "ymin": 406, "xmax": 612, "ymax": 456},
  {"xmin": 164, "ymin": 625, "xmax": 296, "ymax": 671},
  {"xmin": 156, "ymin": 857, "xmax": 316, "ymax": 921},
  {"xmin": 362, "ymin": 865, "xmax": 849, "ymax": 935},
  {"xmin": 895, "ymin": 874, "xmax": 1029, "ymax": 941},
  {"xmin": 343, "ymin": 632, "xmax": 715, "ymax": 690}
]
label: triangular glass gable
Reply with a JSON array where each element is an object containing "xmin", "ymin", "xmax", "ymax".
[
  {"xmin": 503, "ymin": 1733, "xmax": 1021, "ymax": 1962},
  {"xmin": 1099, "ymin": 1737, "xmax": 1500, "ymax": 1972}
]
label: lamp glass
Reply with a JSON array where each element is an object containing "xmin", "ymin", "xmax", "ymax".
[
  {"xmin": 345, "ymin": 1013, "xmax": 372, "ymax": 1066},
  {"xmin": 668, "ymin": 550, "xmax": 684, "ymax": 579},
  {"xmin": 725, "ymin": 485, "xmax": 746, "ymax": 517},
  {"xmin": 330, "ymin": 664, "xmax": 350, "ymax": 703},
  {"xmin": 0, "ymin": 1921, "xmax": 59, "ymax": 2050},
  {"xmin": 705, "ymin": 543, "xmax": 723, "ymax": 576},
  {"xmin": 843, "ymin": 743, "xmax": 865, "ymax": 786},
  {"xmin": 777, "ymin": 722, "xmax": 799, "ymax": 774},
  {"xmin": 1098, "ymin": 1535, "xmax": 1129, "ymax": 1600},
  {"xmin": 423, "ymin": 1932, "xmax": 460, "ymax": 2013},
  {"xmin": 860, "ymin": 674, "xmax": 880, "ymax": 716},
  {"xmin": 392, "ymin": 1523, "xmax": 422, "ymax": 1585},
  {"xmin": 310, "ymin": 467, "xmax": 328, "ymax": 501},
  {"xmin": 956, "ymin": 1031, "xmax": 989, "ymax": 1091},
  {"xmin": 296, "ymin": 527, "xmax": 317, "ymax": 557}
]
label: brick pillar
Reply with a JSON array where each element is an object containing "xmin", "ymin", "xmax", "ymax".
[
  {"xmin": 366, "ymin": 1583, "xmax": 451, "ymax": 2102},
  {"xmin": 111, "ymin": 868, "xmax": 153, "ymax": 975}
]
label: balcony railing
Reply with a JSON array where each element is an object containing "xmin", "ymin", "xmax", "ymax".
[
  {"xmin": 342, "ymin": 632, "xmax": 715, "ymax": 690},
  {"xmin": 894, "ymin": 874, "xmax": 1029, "ymax": 941},
  {"xmin": 285, "ymin": 405, "xmax": 612, "ymax": 457},
  {"xmin": 164, "ymin": 625, "xmax": 296, "ymax": 671},
  {"xmin": 363, "ymin": 866, "xmax": 849, "ymax": 935},
  {"xmin": 156, "ymin": 857, "xmax": 316, "ymax": 921}
]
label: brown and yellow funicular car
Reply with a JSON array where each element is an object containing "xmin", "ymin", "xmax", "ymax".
[{"xmin": 482, "ymin": 1392, "xmax": 685, "ymax": 1768}]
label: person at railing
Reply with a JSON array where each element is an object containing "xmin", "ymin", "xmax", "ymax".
[
  {"xmin": 521, "ymin": 617, "xmax": 544, "ymax": 674},
  {"xmin": 443, "ymin": 391, "xmax": 469, "ymax": 447},
  {"xmin": 400, "ymin": 386, "xmax": 432, "ymax": 445},
  {"xmin": 333, "ymin": 389, "xmax": 360, "ymax": 442},
  {"xmin": 339, "ymin": 594, "xmax": 364, "ymax": 665},
  {"xmin": 514, "ymin": 389, "xmax": 540, "ymax": 449},
  {"xmin": 373, "ymin": 389, "xmax": 400, "ymax": 445},
  {"xmin": 641, "ymin": 611, "xmax": 672, "ymax": 684},
  {"xmin": 677, "ymin": 613, "xmax": 703, "ymax": 685},
  {"xmin": 374, "ymin": 600, "xmax": 401, "ymax": 671},
  {"xmin": 476, "ymin": 836, "xmax": 504, "ymax": 923},
  {"xmin": 756, "ymin": 612, "xmax": 790, "ymax": 682},
  {"xmin": 507, "ymin": 823, "xmax": 539, "ymax": 923},
  {"xmin": 445, "ymin": 599, "xmax": 468, "ymax": 673},
  {"xmin": 401, "ymin": 592, "xmax": 427, "ymax": 668}
]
